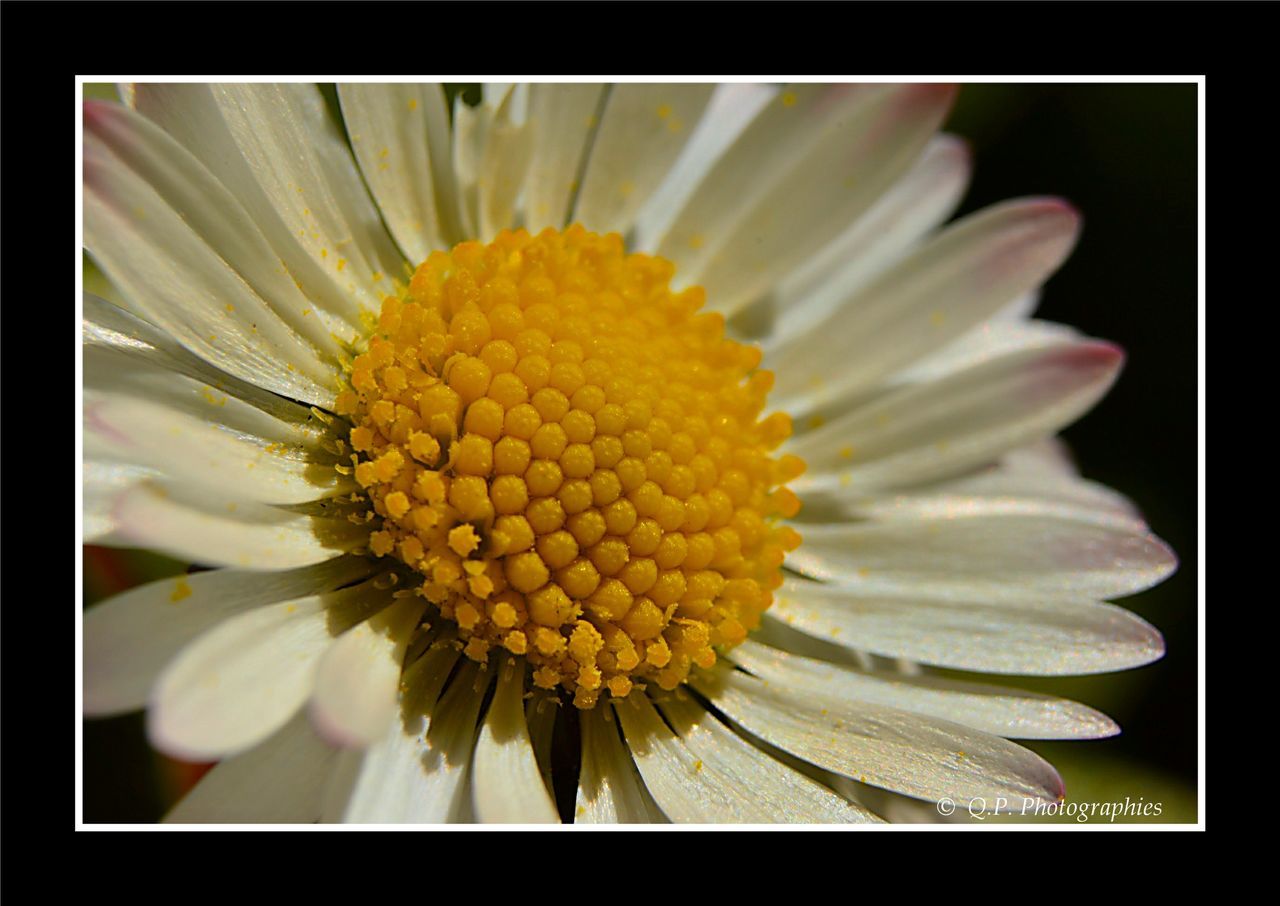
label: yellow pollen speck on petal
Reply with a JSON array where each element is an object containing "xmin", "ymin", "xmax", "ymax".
[
  {"xmin": 169, "ymin": 579, "xmax": 192, "ymax": 603},
  {"xmin": 408, "ymin": 98, "xmax": 419, "ymax": 111},
  {"xmin": 337, "ymin": 226, "xmax": 802, "ymax": 707},
  {"xmin": 782, "ymin": 91, "xmax": 798, "ymax": 107}
]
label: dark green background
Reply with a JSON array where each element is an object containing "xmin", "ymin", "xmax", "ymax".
[{"xmin": 82, "ymin": 82, "xmax": 1200, "ymax": 823}]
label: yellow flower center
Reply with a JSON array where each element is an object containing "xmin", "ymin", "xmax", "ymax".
[{"xmin": 335, "ymin": 226, "xmax": 803, "ymax": 708}]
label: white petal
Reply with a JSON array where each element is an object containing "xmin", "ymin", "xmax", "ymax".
[
  {"xmin": 614, "ymin": 692, "xmax": 760, "ymax": 823},
  {"xmin": 523, "ymin": 84, "xmax": 606, "ymax": 232},
  {"xmin": 163, "ymin": 713, "xmax": 339, "ymax": 823},
  {"xmin": 84, "ymin": 392, "xmax": 349, "ymax": 505},
  {"xmin": 85, "ymin": 101, "xmax": 351, "ymax": 357},
  {"xmin": 877, "ymin": 316, "xmax": 1076, "ymax": 391},
  {"xmin": 728, "ymin": 640, "xmax": 1119, "ymax": 739},
  {"xmin": 108, "ymin": 482, "xmax": 366, "ymax": 570},
  {"xmin": 796, "ymin": 463, "xmax": 1146, "ymax": 531},
  {"xmin": 83, "ymin": 326, "xmax": 342, "ymax": 530},
  {"xmin": 575, "ymin": 705, "xmax": 666, "ymax": 824},
  {"xmin": 789, "ymin": 341, "xmax": 1125, "ymax": 490},
  {"xmin": 752, "ymin": 134, "xmax": 972, "ymax": 348},
  {"xmin": 84, "ymin": 556, "xmax": 374, "ymax": 716},
  {"xmin": 475, "ymin": 86, "xmax": 534, "ymax": 240},
  {"xmin": 449, "ymin": 94, "xmax": 488, "ymax": 238},
  {"xmin": 769, "ymin": 580, "xmax": 1166, "ymax": 675},
  {"xmin": 341, "ymin": 654, "xmax": 488, "ymax": 823},
  {"xmin": 653, "ymin": 84, "xmax": 880, "ymax": 267},
  {"xmin": 83, "ymin": 295, "xmax": 327, "ymax": 429},
  {"xmin": 693, "ymin": 666, "xmax": 1065, "ymax": 805},
  {"xmin": 614, "ymin": 692, "xmax": 869, "ymax": 823},
  {"xmin": 787, "ymin": 512, "xmax": 1176, "ymax": 602},
  {"xmin": 338, "ymin": 83, "xmax": 457, "ymax": 261},
  {"xmin": 658, "ymin": 694, "xmax": 883, "ymax": 822},
  {"xmin": 85, "ymin": 342, "xmax": 328, "ymax": 452},
  {"xmin": 84, "ymin": 292, "xmax": 189, "ymax": 363},
  {"xmin": 750, "ymin": 615, "xmax": 877, "ymax": 671},
  {"xmin": 333, "ymin": 644, "xmax": 456, "ymax": 821},
  {"xmin": 632, "ymin": 83, "xmax": 775, "ymax": 251},
  {"xmin": 689, "ymin": 84, "xmax": 956, "ymax": 316},
  {"xmin": 130, "ymin": 84, "xmax": 403, "ymax": 321},
  {"xmin": 84, "ymin": 113, "xmax": 339, "ymax": 405},
  {"xmin": 573, "ymin": 84, "xmax": 716, "ymax": 236},
  {"xmin": 309, "ymin": 595, "xmax": 427, "ymax": 748},
  {"xmin": 770, "ymin": 198, "xmax": 1082, "ymax": 409},
  {"xmin": 448, "ymin": 84, "xmax": 523, "ymax": 239},
  {"xmin": 148, "ymin": 580, "xmax": 394, "ymax": 760},
  {"xmin": 471, "ymin": 654, "xmax": 560, "ymax": 823}
]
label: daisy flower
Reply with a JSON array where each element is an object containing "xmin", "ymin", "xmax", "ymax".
[{"xmin": 81, "ymin": 81, "xmax": 1177, "ymax": 824}]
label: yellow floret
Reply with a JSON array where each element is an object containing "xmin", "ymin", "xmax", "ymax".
[{"xmin": 335, "ymin": 226, "xmax": 801, "ymax": 706}]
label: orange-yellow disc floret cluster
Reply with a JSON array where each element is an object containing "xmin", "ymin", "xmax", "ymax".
[{"xmin": 335, "ymin": 225, "xmax": 803, "ymax": 708}]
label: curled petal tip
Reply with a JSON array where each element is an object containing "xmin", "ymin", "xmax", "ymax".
[
  {"xmin": 1032, "ymin": 196, "xmax": 1084, "ymax": 237},
  {"xmin": 1152, "ymin": 533, "xmax": 1180, "ymax": 579},
  {"xmin": 1089, "ymin": 338, "xmax": 1126, "ymax": 363},
  {"xmin": 1149, "ymin": 628, "xmax": 1168, "ymax": 663},
  {"xmin": 1011, "ymin": 195, "xmax": 1082, "ymax": 231},
  {"xmin": 1060, "ymin": 339, "xmax": 1126, "ymax": 376}
]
